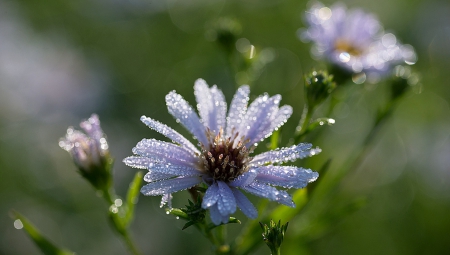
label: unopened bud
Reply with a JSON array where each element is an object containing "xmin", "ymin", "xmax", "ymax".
[
  {"xmin": 59, "ymin": 114, "xmax": 112, "ymax": 191},
  {"xmin": 304, "ymin": 70, "xmax": 336, "ymax": 109}
]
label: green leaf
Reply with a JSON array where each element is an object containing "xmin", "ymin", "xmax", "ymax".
[
  {"xmin": 167, "ymin": 208, "xmax": 190, "ymax": 220},
  {"xmin": 11, "ymin": 211, "xmax": 74, "ymax": 255},
  {"xmin": 124, "ymin": 171, "xmax": 143, "ymax": 226},
  {"xmin": 182, "ymin": 221, "xmax": 197, "ymax": 230}
]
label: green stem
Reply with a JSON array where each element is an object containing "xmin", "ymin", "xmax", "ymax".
[
  {"xmin": 101, "ymin": 187, "xmax": 142, "ymax": 255},
  {"xmin": 294, "ymin": 105, "xmax": 314, "ymax": 143},
  {"xmin": 122, "ymin": 232, "xmax": 142, "ymax": 255}
]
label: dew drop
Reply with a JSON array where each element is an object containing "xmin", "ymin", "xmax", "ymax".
[
  {"xmin": 339, "ymin": 52, "xmax": 351, "ymax": 63},
  {"xmin": 14, "ymin": 219, "xmax": 23, "ymax": 230}
]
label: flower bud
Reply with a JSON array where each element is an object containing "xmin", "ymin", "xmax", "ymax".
[
  {"xmin": 59, "ymin": 114, "xmax": 112, "ymax": 191},
  {"xmin": 304, "ymin": 70, "xmax": 336, "ymax": 109},
  {"xmin": 205, "ymin": 17, "xmax": 242, "ymax": 53},
  {"xmin": 260, "ymin": 219, "xmax": 289, "ymax": 254}
]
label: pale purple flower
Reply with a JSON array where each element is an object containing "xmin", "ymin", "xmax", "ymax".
[
  {"xmin": 124, "ymin": 79, "xmax": 320, "ymax": 225},
  {"xmin": 300, "ymin": 2, "xmax": 417, "ymax": 77},
  {"xmin": 59, "ymin": 114, "xmax": 109, "ymax": 172}
]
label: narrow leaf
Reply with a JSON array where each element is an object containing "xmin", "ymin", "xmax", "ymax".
[
  {"xmin": 11, "ymin": 211, "xmax": 74, "ymax": 255},
  {"xmin": 124, "ymin": 171, "xmax": 143, "ymax": 226}
]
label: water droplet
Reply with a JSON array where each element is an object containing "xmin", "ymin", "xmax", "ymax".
[
  {"xmin": 114, "ymin": 198, "xmax": 123, "ymax": 207},
  {"xmin": 352, "ymin": 73, "xmax": 366, "ymax": 84},
  {"xmin": 14, "ymin": 219, "xmax": 23, "ymax": 230},
  {"xmin": 339, "ymin": 52, "xmax": 351, "ymax": 63}
]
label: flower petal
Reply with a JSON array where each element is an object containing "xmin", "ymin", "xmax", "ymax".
[
  {"xmin": 226, "ymin": 85, "xmax": 250, "ymax": 137},
  {"xmin": 140, "ymin": 116, "xmax": 200, "ymax": 154},
  {"xmin": 217, "ymin": 181, "xmax": 237, "ymax": 216},
  {"xmin": 149, "ymin": 163, "xmax": 202, "ymax": 177},
  {"xmin": 202, "ymin": 182, "xmax": 220, "ymax": 208},
  {"xmin": 229, "ymin": 169, "xmax": 257, "ymax": 187},
  {"xmin": 166, "ymin": 91, "xmax": 208, "ymax": 146},
  {"xmin": 132, "ymin": 139, "xmax": 198, "ymax": 167},
  {"xmin": 238, "ymin": 94, "xmax": 282, "ymax": 145},
  {"xmin": 140, "ymin": 176, "xmax": 201, "ymax": 196},
  {"xmin": 144, "ymin": 171, "xmax": 176, "ymax": 182},
  {"xmin": 231, "ymin": 188, "xmax": 257, "ymax": 219},
  {"xmin": 251, "ymin": 143, "xmax": 321, "ymax": 166},
  {"xmin": 249, "ymin": 105, "xmax": 292, "ymax": 145},
  {"xmin": 209, "ymin": 204, "xmax": 229, "ymax": 225},
  {"xmin": 254, "ymin": 166, "xmax": 319, "ymax": 189},
  {"xmin": 194, "ymin": 79, "xmax": 227, "ymax": 134},
  {"xmin": 242, "ymin": 182, "xmax": 295, "ymax": 207},
  {"xmin": 123, "ymin": 156, "xmax": 155, "ymax": 169}
]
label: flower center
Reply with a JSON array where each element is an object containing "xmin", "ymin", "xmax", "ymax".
[
  {"xmin": 334, "ymin": 39, "xmax": 363, "ymax": 57},
  {"xmin": 200, "ymin": 128, "xmax": 252, "ymax": 182}
]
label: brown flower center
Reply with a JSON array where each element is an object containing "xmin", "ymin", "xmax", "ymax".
[
  {"xmin": 200, "ymin": 128, "xmax": 252, "ymax": 182},
  {"xmin": 334, "ymin": 39, "xmax": 363, "ymax": 56}
]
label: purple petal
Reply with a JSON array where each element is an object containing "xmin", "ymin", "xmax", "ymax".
[
  {"xmin": 209, "ymin": 204, "xmax": 222, "ymax": 225},
  {"xmin": 202, "ymin": 182, "xmax": 220, "ymax": 208},
  {"xmin": 251, "ymin": 143, "xmax": 321, "ymax": 166},
  {"xmin": 132, "ymin": 139, "xmax": 198, "ymax": 167},
  {"xmin": 140, "ymin": 176, "xmax": 201, "ymax": 196},
  {"xmin": 194, "ymin": 79, "xmax": 227, "ymax": 134},
  {"xmin": 149, "ymin": 163, "xmax": 202, "ymax": 177},
  {"xmin": 123, "ymin": 156, "xmax": 155, "ymax": 169},
  {"xmin": 165, "ymin": 91, "xmax": 208, "ymax": 146},
  {"xmin": 249, "ymin": 105, "xmax": 292, "ymax": 145},
  {"xmin": 231, "ymin": 188, "xmax": 257, "ymax": 219},
  {"xmin": 226, "ymin": 85, "xmax": 250, "ymax": 137},
  {"xmin": 144, "ymin": 171, "xmax": 176, "ymax": 182},
  {"xmin": 229, "ymin": 169, "xmax": 257, "ymax": 187},
  {"xmin": 243, "ymin": 182, "xmax": 295, "ymax": 207},
  {"xmin": 217, "ymin": 181, "xmax": 237, "ymax": 216},
  {"xmin": 254, "ymin": 166, "xmax": 319, "ymax": 189},
  {"xmin": 140, "ymin": 116, "xmax": 200, "ymax": 154},
  {"xmin": 238, "ymin": 94, "xmax": 282, "ymax": 145}
]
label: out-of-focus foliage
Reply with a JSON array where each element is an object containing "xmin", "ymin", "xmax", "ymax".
[{"xmin": 1, "ymin": 0, "xmax": 450, "ymax": 254}]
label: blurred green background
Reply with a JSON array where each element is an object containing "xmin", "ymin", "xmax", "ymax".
[{"xmin": 1, "ymin": 0, "xmax": 450, "ymax": 254}]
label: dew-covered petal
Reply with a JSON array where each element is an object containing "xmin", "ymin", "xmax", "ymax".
[
  {"xmin": 132, "ymin": 139, "xmax": 198, "ymax": 167},
  {"xmin": 166, "ymin": 91, "xmax": 208, "ymax": 146},
  {"xmin": 249, "ymin": 105, "xmax": 293, "ymax": 145},
  {"xmin": 238, "ymin": 94, "xmax": 281, "ymax": 145},
  {"xmin": 251, "ymin": 143, "xmax": 321, "ymax": 166},
  {"xmin": 123, "ymin": 156, "xmax": 156, "ymax": 169},
  {"xmin": 140, "ymin": 116, "xmax": 200, "ymax": 154},
  {"xmin": 254, "ymin": 166, "xmax": 319, "ymax": 189},
  {"xmin": 140, "ymin": 176, "xmax": 201, "ymax": 196},
  {"xmin": 202, "ymin": 182, "xmax": 220, "ymax": 208},
  {"xmin": 160, "ymin": 193, "xmax": 173, "ymax": 209},
  {"xmin": 226, "ymin": 85, "xmax": 250, "ymax": 137},
  {"xmin": 217, "ymin": 181, "xmax": 237, "ymax": 216},
  {"xmin": 144, "ymin": 171, "xmax": 176, "ymax": 182},
  {"xmin": 79, "ymin": 114, "xmax": 103, "ymax": 141},
  {"xmin": 242, "ymin": 182, "xmax": 295, "ymax": 207},
  {"xmin": 194, "ymin": 79, "xmax": 227, "ymax": 134},
  {"xmin": 209, "ymin": 204, "xmax": 222, "ymax": 225},
  {"xmin": 209, "ymin": 204, "xmax": 229, "ymax": 225},
  {"xmin": 229, "ymin": 169, "xmax": 258, "ymax": 187},
  {"xmin": 149, "ymin": 163, "xmax": 202, "ymax": 177},
  {"xmin": 231, "ymin": 188, "xmax": 257, "ymax": 219}
]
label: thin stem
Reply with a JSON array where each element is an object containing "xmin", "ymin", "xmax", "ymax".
[
  {"xmin": 294, "ymin": 105, "xmax": 314, "ymax": 143},
  {"xmin": 101, "ymin": 187, "xmax": 142, "ymax": 255},
  {"xmin": 122, "ymin": 232, "xmax": 142, "ymax": 255}
]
